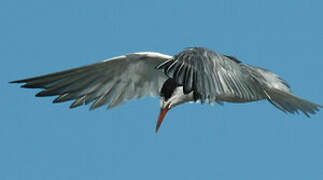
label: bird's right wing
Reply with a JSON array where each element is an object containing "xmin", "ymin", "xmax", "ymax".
[
  {"xmin": 11, "ymin": 52, "xmax": 171, "ymax": 110},
  {"xmin": 156, "ymin": 47, "xmax": 322, "ymax": 117}
]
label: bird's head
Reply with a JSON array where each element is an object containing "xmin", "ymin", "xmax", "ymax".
[{"xmin": 156, "ymin": 81, "xmax": 194, "ymax": 133}]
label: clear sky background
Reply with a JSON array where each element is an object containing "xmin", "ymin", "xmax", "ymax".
[{"xmin": 1, "ymin": 0, "xmax": 323, "ymax": 179}]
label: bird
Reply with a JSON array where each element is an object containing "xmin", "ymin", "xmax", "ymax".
[{"xmin": 10, "ymin": 47, "xmax": 323, "ymax": 132}]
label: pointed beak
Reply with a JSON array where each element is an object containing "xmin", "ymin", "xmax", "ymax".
[{"xmin": 156, "ymin": 107, "xmax": 170, "ymax": 133}]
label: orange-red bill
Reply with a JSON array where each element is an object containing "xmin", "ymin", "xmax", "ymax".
[{"xmin": 156, "ymin": 107, "xmax": 170, "ymax": 133}]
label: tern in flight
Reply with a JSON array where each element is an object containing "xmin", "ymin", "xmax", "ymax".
[{"xmin": 11, "ymin": 47, "xmax": 322, "ymax": 132}]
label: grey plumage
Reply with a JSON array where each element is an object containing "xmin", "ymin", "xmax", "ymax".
[
  {"xmin": 157, "ymin": 47, "xmax": 265, "ymax": 103},
  {"xmin": 11, "ymin": 53, "xmax": 171, "ymax": 110},
  {"xmin": 11, "ymin": 47, "xmax": 322, "ymax": 117},
  {"xmin": 157, "ymin": 47, "xmax": 322, "ymax": 116}
]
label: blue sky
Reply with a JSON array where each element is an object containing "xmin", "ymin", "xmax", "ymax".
[{"xmin": 2, "ymin": 0, "xmax": 323, "ymax": 179}]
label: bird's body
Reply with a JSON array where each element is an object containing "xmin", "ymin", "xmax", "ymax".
[{"xmin": 11, "ymin": 47, "xmax": 322, "ymax": 132}]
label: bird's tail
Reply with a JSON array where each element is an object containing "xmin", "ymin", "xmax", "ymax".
[{"xmin": 264, "ymin": 88, "xmax": 322, "ymax": 117}]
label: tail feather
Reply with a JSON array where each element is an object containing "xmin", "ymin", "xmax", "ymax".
[{"xmin": 265, "ymin": 89, "xmax": 322, "ymax": 117}]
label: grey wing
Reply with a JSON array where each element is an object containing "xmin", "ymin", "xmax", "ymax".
[
  {"xmin": 245, "ymin": 66, "xmax": 323, "ymax": 117},
  {"xmin": 156, "ymin": 47, "xmax": 265, "ymax": 104},
  {"xmin": 11, "ymin": 52, "xmax": 171, "ymax": 110},
  {"xmin": 156, "ymin": 47, "xmax": 322, "ymax": 117}
]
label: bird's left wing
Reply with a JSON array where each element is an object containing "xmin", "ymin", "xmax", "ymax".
[{"xmin": 11, "ymin": 52, "xmax": 171, "ymax": 110}]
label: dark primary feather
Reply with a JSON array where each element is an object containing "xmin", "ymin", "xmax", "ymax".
[{"xmin": 11, "ymin": 53, "xmax": 171, "ymax": 110}]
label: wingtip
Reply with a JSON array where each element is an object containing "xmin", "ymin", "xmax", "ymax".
[
  {"xmin": 21, "ymin": 83, "xmax": 34, "ymax": 88},
  {"xmin": 35, "ymin": 92, "xmax": 44, "ymax": 97},
  {"xmin": 9, "ymin": 80, "xmax": 38, "ymax": 89},
  {"xmin": 9, "ymin": 77, "xmax": 31, "ymax": 83},
  {"xmin": 9, "ymin": 80, "xmax": 21, "ymax": 84},
  {"xmin": 70, "ymin": 104, "xmax": 81, "ymax": 109}
]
